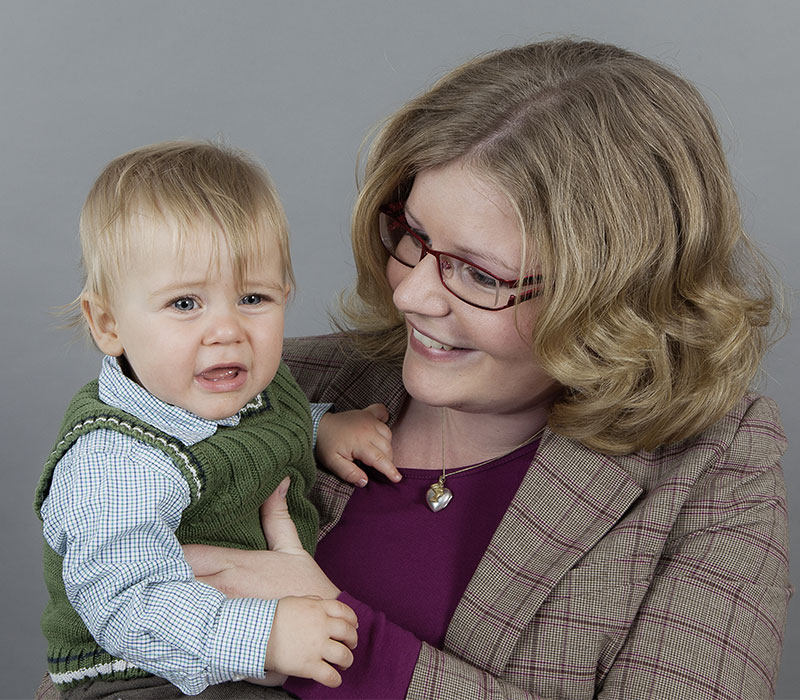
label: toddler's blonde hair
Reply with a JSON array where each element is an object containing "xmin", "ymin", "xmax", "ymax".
[{"xmin": 73, "ymin": 141, "xmax": 293, "ymax": 333}]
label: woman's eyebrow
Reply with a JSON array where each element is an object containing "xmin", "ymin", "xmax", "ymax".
[
  {"xmin": 403, "ymin": 206, "xmax": 425, "ymax": 231},
  {"xmin": 404, "ymin": 206, "xmax": 517, "ymax": 275}
]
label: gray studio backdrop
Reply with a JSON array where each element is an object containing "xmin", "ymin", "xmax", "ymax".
[{"xmin": 2, "ymin": 2, "xmax": 797, "ymax": 698}]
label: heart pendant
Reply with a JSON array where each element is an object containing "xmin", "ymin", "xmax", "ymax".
[{"xmin": 426, "ymin": 484, "xmax": 453, "ymax": 512}]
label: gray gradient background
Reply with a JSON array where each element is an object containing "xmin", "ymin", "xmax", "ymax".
[{"xmin": 2, "ymin": 2, "xmax": 797, "ymax": 698}]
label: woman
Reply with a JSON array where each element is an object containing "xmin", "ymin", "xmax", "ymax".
[{"xmin": 38, "ymin": 38, "xmax": 790, "ymax": 700}]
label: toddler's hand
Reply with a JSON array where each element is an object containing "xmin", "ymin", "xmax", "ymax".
[
  {"xmin": 264, "ymin": 595, "xmax": 358, "ymax": 688},
  {"xmin": 245, "ymin": 672, "xmax": 287, "ymax": 687},
  {"xmin": 317, "ymin": 404, "xmax": 400, "ymax": 486}
]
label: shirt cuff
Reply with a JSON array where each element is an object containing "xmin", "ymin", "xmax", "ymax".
[
  {"xmin": 283, "ymin": 592, "xmax": 421, "ymax": 699},
  {"xmin": 309, "ymin": 403, "xmax": 334, "ymax": 447},
  {"xmin": 205, "ymin": 596, "xmax": 277, "ymax": 685}
]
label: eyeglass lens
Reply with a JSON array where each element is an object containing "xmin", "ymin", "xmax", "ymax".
[{"xmin": 380, "ymin": 211, "xmax": 514, "ymax": 309}]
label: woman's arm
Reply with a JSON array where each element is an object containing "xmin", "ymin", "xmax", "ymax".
[
  {"xmin": 184, "ymin": 483, "xmax": 340, "ymax": 601},
  {"xmin": 595, "ymin": 461, "xmax": 791, "ymax": 697},
  {"xmin": 184, "ymin": 485, "xmax": 554, "ymax": 700}
]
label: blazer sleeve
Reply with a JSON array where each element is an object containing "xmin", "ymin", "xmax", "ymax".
[{"xmin": 596, "ymin": 399, "xmax": 791, "ymax": 700}]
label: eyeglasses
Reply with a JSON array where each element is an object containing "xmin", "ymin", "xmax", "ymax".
[{"xmin": 379, "ymin": 202, "xmax": 541, "ymax": 310}]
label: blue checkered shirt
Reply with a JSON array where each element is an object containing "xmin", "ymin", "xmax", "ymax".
[{"xmin": 40, "ymin": 356, "xmax": 329, "ymax": 694}]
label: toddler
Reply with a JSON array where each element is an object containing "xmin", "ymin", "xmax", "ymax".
[{"xmin": 34, "ymin": 142, "xmax": 396, "ymax": 697}]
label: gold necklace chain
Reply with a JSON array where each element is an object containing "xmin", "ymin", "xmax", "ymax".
[{"xmin": 425, "ymin": 408, "xmax": 545, "ymax": 512}]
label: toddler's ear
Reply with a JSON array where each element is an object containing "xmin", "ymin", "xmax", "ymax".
[{"xmin": 82, "ymin": 296, "xmax": 124, "ymax": 357}]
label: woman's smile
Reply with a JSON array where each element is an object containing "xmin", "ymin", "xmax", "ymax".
[{"xmin": 411, "ymin": 327, "xmax": 458, "ymax": 352}]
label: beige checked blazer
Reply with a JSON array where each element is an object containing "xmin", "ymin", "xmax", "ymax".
[{"xmin": 284, "ymin": 333, "xmax": 792, "ymax": 700}]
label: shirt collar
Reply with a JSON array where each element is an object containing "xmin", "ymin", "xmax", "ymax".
[{"xmin": 97, "ymin": 355, "xmax": 243, "ymax": 446}]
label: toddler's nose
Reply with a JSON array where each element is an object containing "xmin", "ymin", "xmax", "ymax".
[{"xmin": 203, "ymin": 309, "xmax": 246, "ymax": 344}]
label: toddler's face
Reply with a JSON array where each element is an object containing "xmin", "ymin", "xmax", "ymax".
[{"xmin": 88, "ymin": 219, "xmax": 288, "ymax": 420}]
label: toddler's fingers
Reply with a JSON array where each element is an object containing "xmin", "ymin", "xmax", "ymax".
[
  {"xmin": 324, "ymin": 639, "xmax": 355, "ymax": 670},
  {"xmin": 326, "ymin": 617, "xmax": 358, "ymax": 651},
  {"xmin": 310, "ymin": 662, "xmax": 342, "ymax": 688},
  {"xmin": 324, "ymin": 599, "xmax": 359, "ymax": 627},
  {"xmin": 327, "ymin": 454, "xmax": 369, "ymax": 487},
  {"xmin": 375, "ymin": 421, "xmax": 392, "ymax": 441},
  {"xmin": 355, "ymin": 445, "xmax": 400, "ymax": 483},
  {"xmin": 363, "ymin": 403, "xmax": 390, "ymax": 423}
]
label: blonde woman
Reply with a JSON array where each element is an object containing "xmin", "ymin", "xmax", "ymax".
[{"xmin": 38, "ymin": 38, "xmax": 790, "ymax": 700}]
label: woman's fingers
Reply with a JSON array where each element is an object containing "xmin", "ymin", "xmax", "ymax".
[{"xmin": 259, "ymin": 477, "xmax": 305, "ymax": 552}]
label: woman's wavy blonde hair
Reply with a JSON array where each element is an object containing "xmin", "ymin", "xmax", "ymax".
[
  {"xmin": 341, "ymin": 38, "xmax": 782, "ymax": 454},
  {"xmin": 69, "ymin": 141, "xmax": 294, "ymax": 336}
]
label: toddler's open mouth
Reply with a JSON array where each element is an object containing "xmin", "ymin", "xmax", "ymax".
[{"xmin": 196, "ymin": 364, "xmax": 248, "ymax": 392}]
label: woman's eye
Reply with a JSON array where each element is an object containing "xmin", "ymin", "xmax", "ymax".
[
  {"xmin": 412, "ymin": 229, "xmax": 431, "ymax": 247},
  {"xmin": 465, "ymin": 266, "xmax": 499, "ymax": 289},
  {"xmin": 241, "ymin": 294, "xmax": 263, "ymax": 305},
  {"xmin": 172, "ymin": 298, "xmax": 196, "ymax": 311},
  {"xmin": 401, "ymin": 232, "xmax": 424, "ymax": 251}
]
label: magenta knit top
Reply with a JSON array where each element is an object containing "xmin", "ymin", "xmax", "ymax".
[{"xmin": 284, "ymin": 439, "xmax": 541, "ymax": 699}]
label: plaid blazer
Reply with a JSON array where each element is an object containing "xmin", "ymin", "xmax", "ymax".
[{"xmin": 284, "ymin": 334, "xmax": 792, "ymax": 700}]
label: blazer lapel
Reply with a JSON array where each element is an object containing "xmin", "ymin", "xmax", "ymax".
[
  {"xmin": 309, "ymin": 351, "xmax": 407, "ymax": 538},
  {"xmin": 445, "ymin": 430, "xmax": 643, "ymax": 674},
  {"xmin": 294, "ymin": 337, "xmax": 642, "ymax": 672}
]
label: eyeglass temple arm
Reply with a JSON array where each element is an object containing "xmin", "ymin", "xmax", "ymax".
[{"xmin": 509, "ymin": 273, "xmax": 543, "ymax": 289}]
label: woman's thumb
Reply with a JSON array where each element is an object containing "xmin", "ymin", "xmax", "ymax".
[{"xmin": 260, "ymin": 477, "xmax": 304, "ymax": 552}]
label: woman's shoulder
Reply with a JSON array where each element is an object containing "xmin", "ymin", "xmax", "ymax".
[
  {"xmin": 692, "ymin": 392, "xmax": 786, "ymax": 463},
  {"xmin": 282, "ymin": 333, "xmax": 353, "ymax": 404},
  {"xmin": 613, "ymin": 393, "xmax": 786, "ymax": 495},
  {"xmin": 283, "ymin": 332, "xmax": 353, "ymax": 368},
  {"xmin": 283, "ymin": 333, "xmax": 406, "ymax": 414}
]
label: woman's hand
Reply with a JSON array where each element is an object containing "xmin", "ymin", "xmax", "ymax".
[{"xmin": 183, "ymin": 478, "xmax": 340, "ymax": 600}]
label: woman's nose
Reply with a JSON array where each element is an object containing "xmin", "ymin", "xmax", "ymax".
[{"xmin": 390, "ymin": 254, "xmax": 450, "ymax": 316}]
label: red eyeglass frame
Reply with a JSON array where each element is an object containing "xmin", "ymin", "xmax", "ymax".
[{"xmin": 379, "ymin": 201, "xmax": 542, "ymax": 310}]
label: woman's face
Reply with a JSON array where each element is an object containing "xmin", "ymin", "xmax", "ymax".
[{"xmin": 387, "ymin": 161, "xmax": 559, "ymax": 417}]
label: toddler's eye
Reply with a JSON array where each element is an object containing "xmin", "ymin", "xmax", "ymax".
[
  {"xmin": 241, "ymin": 294, "xmax": 263, "ymax": 305},
  {"xmin": 172, "ymin": 298, "xmax": 196, "ymax": 311}
]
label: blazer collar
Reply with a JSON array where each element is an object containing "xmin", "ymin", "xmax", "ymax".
[
  {"xmin": 316, "ymin": 350, "xmax": 407, "ymax": 423},
  {"xmin": 444, "ymin": 430, "xmax": 643, "ymax": 673},
  {"xmin": 311, "ymin": 351, "xmax": 406, "ymax": 537}
]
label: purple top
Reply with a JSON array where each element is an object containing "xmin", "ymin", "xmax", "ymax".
[{"xmin": 284, "ymin": 439, "xmax": 541, "ymax": 699}]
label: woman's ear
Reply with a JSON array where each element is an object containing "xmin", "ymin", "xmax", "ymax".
[{"xmin": 82, "ymin": 296, "xmax": 124, "ymax": 356}]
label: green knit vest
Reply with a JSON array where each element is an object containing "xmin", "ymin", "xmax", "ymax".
[{"xmin": 33, "ymin": 360, "xmax": 319, "ymax": 688}]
